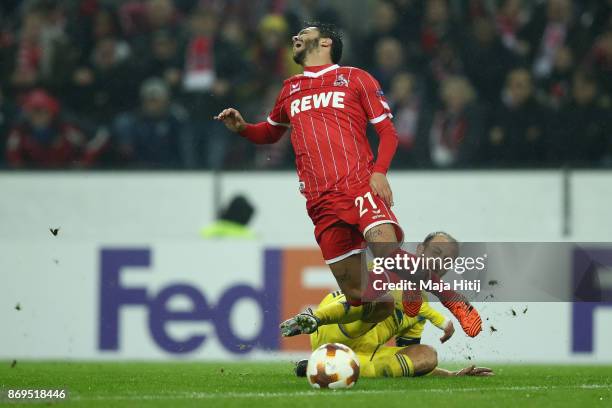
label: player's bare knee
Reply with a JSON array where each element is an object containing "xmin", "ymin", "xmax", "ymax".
[
  {"xmin": 400, "ymin": 344, "xmax": 438, "ymax": 376},
  {"xmin": 417, "ymin": 345, "xmax": 438, "ymax": 374},
  {"xmin": 425, "ymin": 345, "xmax": 438, "ymax": 369}
]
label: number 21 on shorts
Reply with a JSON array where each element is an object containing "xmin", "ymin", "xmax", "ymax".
[{"xmin": 354, "ymin": 192, "xmax": 379, "ymax": 217}]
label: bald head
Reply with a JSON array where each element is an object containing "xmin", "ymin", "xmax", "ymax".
[{"xmin": 418, "ymin": 231, "xmax": 459, "ymax": 276}]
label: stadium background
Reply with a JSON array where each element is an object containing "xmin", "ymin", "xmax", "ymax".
[{"xmin": 1, "ymin": 0, "xmax": 612, "ymax": 366}]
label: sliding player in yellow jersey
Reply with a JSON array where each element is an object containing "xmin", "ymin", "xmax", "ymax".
[{"xmin": 296, "ymin": 290, "xmax": 493, "ymax": 378}]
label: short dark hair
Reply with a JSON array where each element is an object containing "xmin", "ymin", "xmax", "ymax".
[{"xmin": 305, "ymin": 21, "xmax": 343, "ymax": 64}]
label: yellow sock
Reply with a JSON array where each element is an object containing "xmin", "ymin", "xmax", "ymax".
[
  {"xmin": 313, "ymin": 301, "xmax": 364, "ymax": 325},
  {"xmin": 381, "ymin": 354, "xmax": 415, "ymax": 377}
]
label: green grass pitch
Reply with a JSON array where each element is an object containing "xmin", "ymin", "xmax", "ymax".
[{"xmin": 1, "ymin": 362, "xmax": 611, "ymax": 407}]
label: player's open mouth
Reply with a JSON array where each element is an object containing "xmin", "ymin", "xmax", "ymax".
[{"xmin": 294, "ymin": 41, "xmax": 303, "ymax": 50}]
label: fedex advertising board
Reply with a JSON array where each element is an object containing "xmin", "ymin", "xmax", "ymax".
[{"xmin": 2, "ymin": 242, "xmax": 612, "ymax": 362}]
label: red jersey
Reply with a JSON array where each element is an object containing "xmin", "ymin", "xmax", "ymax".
[{"xmin": 265, "ymin": 64, "xmax": 395, "ymax": 201}]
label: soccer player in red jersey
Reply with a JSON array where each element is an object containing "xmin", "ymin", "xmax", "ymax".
[{"xmin": 216, "ymin": 23, "xmax": 481, "ymax": 338}]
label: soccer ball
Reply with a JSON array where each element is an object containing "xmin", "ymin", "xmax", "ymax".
[{"xmin": 306, "ymin": 343, "xmax": 360, "ymax": 389}]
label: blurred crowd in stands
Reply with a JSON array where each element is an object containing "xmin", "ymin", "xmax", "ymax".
[{"xmin": 0, "ymin": 0, "xmax": 611, "ymax": 170}]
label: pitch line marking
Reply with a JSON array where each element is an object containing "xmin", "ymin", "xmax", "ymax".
[{"xmin": 69, "ymin": 384, "xmax": 612, "ymax": 401}]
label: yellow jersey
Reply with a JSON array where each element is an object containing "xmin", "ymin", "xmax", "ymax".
[{"xmin": 310, "ymin": 290, "xmax": 448, "ymax": 377}]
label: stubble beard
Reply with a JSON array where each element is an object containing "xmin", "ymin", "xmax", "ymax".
[{"xmin": 293, "ymin": 39, "xmax": 319, "ymax": 66}]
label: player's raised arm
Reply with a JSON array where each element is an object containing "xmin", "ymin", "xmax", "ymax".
[
  {"xmin": 215, "ymin": 108, "xmax": 286, "ymax": 145},
  {"xmin": 356, "ymin": 70, "xmax": 399, "ymax": 207}
]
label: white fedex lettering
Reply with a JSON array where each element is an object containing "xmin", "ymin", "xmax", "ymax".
[{"xmin": 290, "ymin": 91, "xmax": 346, "ymax": 117}]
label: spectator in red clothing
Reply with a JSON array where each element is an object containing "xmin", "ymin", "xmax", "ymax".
[
  {"xmin": 180, "ymin": 8, "xmax": 250, "ymax": 168},
  {"xmin": 5, "ymin": 89, "xmax": 105, "ymax": 168},
  {"xmin": 4, "ymin": 8, "xmax": 78, "ymax": 97},
  {"xmin": 519, "ymin": 0, "xmax": 591, "ymax": 79},
  {"xmin": 9, "ymin": 10, "xmax": 45, "ymax": 90},
  {"xmin": 495, "ymin": 0, "xmax": 530, "ymax": 55},
  {"xmin": 181, "ymin": 9, "xmax": 225, "ymax": 97}
]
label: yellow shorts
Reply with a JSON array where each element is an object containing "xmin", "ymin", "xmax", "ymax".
[{"xmin": 356, "ymin": 345, "xmax": 415, "ymax": 378}]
